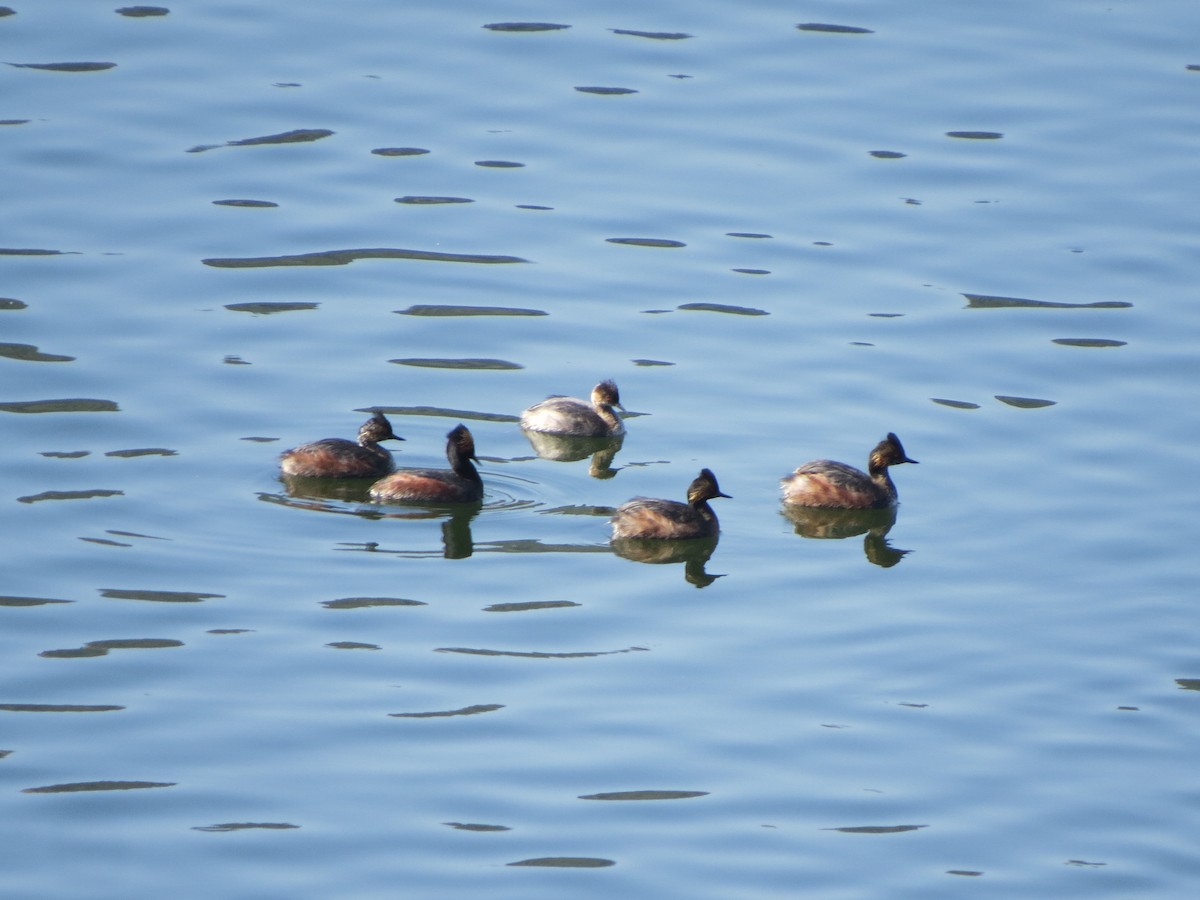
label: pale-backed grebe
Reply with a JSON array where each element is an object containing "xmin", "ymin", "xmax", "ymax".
[
  {"xmin": 279, "ymin": 411, "xmax": 402, "ymax": 478},
  {"xmin": 781, "ymin": 433, "xmax": 917, "ymax": 509},
  {"xmin": 368, "ymin": 424, "xmax": 483, "ymax": 503},
  {"xmin": 520, "ymin": 380, "xmax": 625, "ymax": 437},
  {"xmin": 611, "ymin": 468, "xmax": 730, "ymax": 540}
]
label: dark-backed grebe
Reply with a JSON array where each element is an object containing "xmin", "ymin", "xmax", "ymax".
[
  {"xmin": 781, "ymin": 433, "xmax": 917, "ymax": 509},
  {"xmin": 520, "ymin": 380, "xmax": 624, "ymax": 437},
  {"xmin": 279, "ymin": 411, "xmax": 403, "ymax": 478},
  {"xmin": 611, "ymin": 468, "xmax": 730, "ymax": 540},
  {"xmin": 368, "ymin": 424, "xmax": 483, "ymax": 503}
]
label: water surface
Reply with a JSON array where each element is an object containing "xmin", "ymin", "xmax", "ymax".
[{"xmin": 3, "ymin": 1, "xmax": 1199, "ymax": 898}]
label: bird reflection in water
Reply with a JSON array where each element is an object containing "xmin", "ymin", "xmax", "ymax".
[
  {"xmin": 521, "ymin": 430, "xmax": 624, "ymax": 479},
  {"xmin": 610, "ymin": 536, "xmax": 724, "ymax": 588},
  {"xmin": 336, "ymin": 506, "xmax": 481, "ymax": 559},
  {"xmin": 279, "ymin": 474, "xmax": 376, "ymax": 504},
  {"xmin": 780, "ymin": 505, "xmax": 909, "ymax": 567},
  {"xmin": 270, "ymin": 479, "xmax": 481, "ymax": 559}
]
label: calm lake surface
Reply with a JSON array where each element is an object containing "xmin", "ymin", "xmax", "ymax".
[{"xmin": 3, "ymin": 1, "xmax": 1199, "ymax": 897}]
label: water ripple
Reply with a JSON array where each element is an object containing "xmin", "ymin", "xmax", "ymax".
[
  {"xmin": 579, "ymin": 790, "xmax": 709, "ymax": 801},
  {"xmin": 371, "ymin": 147, "xmax": 429, "ymax": 157},
  {"xmin": 434, "ymin": 646, "xmax": 647, "ymax": 659},
  {"xmin": 0, "ymin": 342, "xmax": 74, "ymax": 362},
  {"xmin": 389, "ymin": 357, "xmax": 523, "ymax": 370},
  {"xmin": 796, "ymin": 23, "xmax": 874, "ymax": 35},
  {"xmin": 606, "ymin": 237, "xmax": 683, "ymax": 247},
  {"xmin": 187, "ymin": 128, "xmax": 334, "ymax": 153},
  {"xmin": 18, "ymin": 489, "xmax": 124, "ymax": 504},
  {"xmin": 389, "ymin": 704, "xmax": 505, "ymax": 718},
  {"xmin": 0, "ymin": 595, "xmax": 73, "ymax": 607},
  {"xmin": 397, "ymin": 304, "xmax": 547, "ymax": 317},
  {"xmin": 203, "ymin": 248, "xmax": 529, "ymax": 267},
  {"xmin": 23, "ymin": 780, "xmax": 175, "ymax": 794},
  {"xmin": 0, "ymin": 704, "xmax": 123, "ymax": 713},
  {"xmin": 483, "ymin": 23, "xmax": 570, "ymax": 33},
  {"xmin": 610, "ymin": 29, "xmax": 692, "ymax": 41},
  {"xmin": 1, "ymin": 398, "xmax": 119, "ymax": 413},
  {"xmin": 8, "ymin": 62, "xmax": 117, "ymax": 72},
  {"xmin": 100, "ymin": 588, "xmax": 224, "ymax": 603},
  {"xmin": 116, "ymin": 7, "xmax": 170, "ymax": 18},
  {"xmin": 964, "ymin": 292, "xmax": 1132, "ymax": 309}
]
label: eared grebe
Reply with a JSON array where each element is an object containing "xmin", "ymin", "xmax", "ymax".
[
  {"xmin": 781, "ymin": 433, "xmax": 917, "ymax": 509},
  {"xmin": 279, "ymin": 411, "xmax": 403, "ymax": 478},
  {"xmin": 611, "ymin": 468, "xmax": 730, "ymax": 540},
  {"xmin": 368, "ymin": 424, "xmax": 483, "ymax": 503},
  {"xmin": 520, "ymin": 380, "xmax": 625, "ymax": 437}
]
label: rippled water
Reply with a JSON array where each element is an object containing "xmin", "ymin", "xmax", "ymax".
[{"xmin": 3, "ymin": 1, "xmax": 1199, "ymax": 897}]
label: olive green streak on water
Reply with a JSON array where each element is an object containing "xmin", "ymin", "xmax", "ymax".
[
  {"xmin": 483, "ymin": 600, "xmax": 581, "ymax": 612},
  {"xmin": 373, "ymin": 406, "xmax": 520, "ymax": 423},
  {"xmin": 579, "ymin": 790, "xmax": 709, "ymax": 800},
  {"xmin": 213, "ymin": 199, "xmax": 278, "ymax": 208},
  {"xmin": 796, "ymin": 23, "xmax": 875, "ymax": 34},
  {"xmin": 434, "ymin": 646, "xmax": 646, "ymax": 659},
  {"xmin": 0, "ymin": 343, "xmax": 74, "ymax": 362},
  {"xmin": 104, "ymin": 448, "xmax": 177, "ymax": 457},
  {"xmin": 202, "ymin": 248, "xmax": 530, "ymax": 267},
  {"xmin": 388, "ymin": 704, "xmax": 505, "ymax": 718},
  {"xmin": 40, "ymin": 639, "xmax": 184, "ymax": 659},
  {"xmin": 321, "ymin": 597, "xmax": 427, "ymax": 609},
  {"xmin": 394, "ymin": 196, "xmax": 473, "ymax": 205},
  {"xmin": 677, "ymin": 302, "xmax": 769, "ymax": 316},
  {"xmin": 396, "ymin": 305, "xmax": 547, "ymax": 317},
  {"xmin": 0, "ymin": 596, "xmax": 74, "ymax": 607},
  {"xmin": 0, "ymin": 399, "xmax": 119, "ymax": 413},
  {"xmin": 18, "ymin": 489, "xmax": 124, "ymax": 503},
  {"xmin": 931, "ymin": 398, "xmax": 981, "ymax": 409},
  {"xmin": 507, "ymin": 857, "xmax": 615, "ymax": 868},
  {"xmin": 610, "ymin": 29, "xmax": 692, "ymax": 40},
  {"xmin": 99, "ymin": 589, "xmax": 224, "ymax": 603},
  {"xmin": 0, "ymin": 704, "xmax": 124, "ymax": 712},
  {"xmin": 371, "ymin": 147, "xmax": 430, "ymax": 157},
  {"xmin": 482, "ymin": 23, "xmax": 570, "ymax": 33},
  {"xmin": 995, "ymin": 396, "xmax": 1057, "ymax": 409},
  {"xmin": 388, "ymin": 359, "xmax": 523, "ymax": 370},
  {"xmin": 8, "ymin": 62, "xmax": 117, "ymax": 72},
  {"xmin": 22, "ymin": 780, "xmax": 176, "ymax": 793},
  {"xmin": 963, "ymin": 293, "xmax": 1132, "ymax": 309},
  {"xmin": 186, "ymin": 128, "xmax": 335, "ymax": 154},
  {"xmin": 224, "ymin": 302, "xmax": 319, "ymax": 314},
  {"xmin": 1052, "ymin": 338, "xmax": 1127, "ymax": 348}
]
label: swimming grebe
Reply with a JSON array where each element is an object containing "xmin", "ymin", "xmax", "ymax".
[
  {"xmin": 368, "ymin": 424, "xmax": 483, "ymax": 503},
  {"xmin": 780, "ymin": 433, "xmax": 917, "ymax": 509},
  {"xmin": 611, "ymin": 468, "xmax": 730, "ymax": 540},
  {"xmin": 279, "ymin": 411, "xmax": 403, "ymax": 478},
  {"xmin": 520, "ymin": 380, "xmax": 625, "ymax": 437}
]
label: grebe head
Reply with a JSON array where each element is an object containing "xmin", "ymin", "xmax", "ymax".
[
  {"xmin": 870, "ymin": 433, "xmax": 918, "ymax": 471},
  {"xmin": 446, "ymin": 424, "xmax": 478, "ymax": 466},
  {"xmin": 591, "ymin": 380, "xmax": 623, "ymax": 411},
  {"xmin": 689, "ymin": 468, "xmax": 732, "ymax": 505},
  {"xmin": 360, "ymin": 411, "xmax": 404, "ymax": 446}
]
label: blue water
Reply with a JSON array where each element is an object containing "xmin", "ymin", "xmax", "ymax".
[{"xmin": 3, "ymin": 1, "xmax": 1199, "ymax": 897}]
